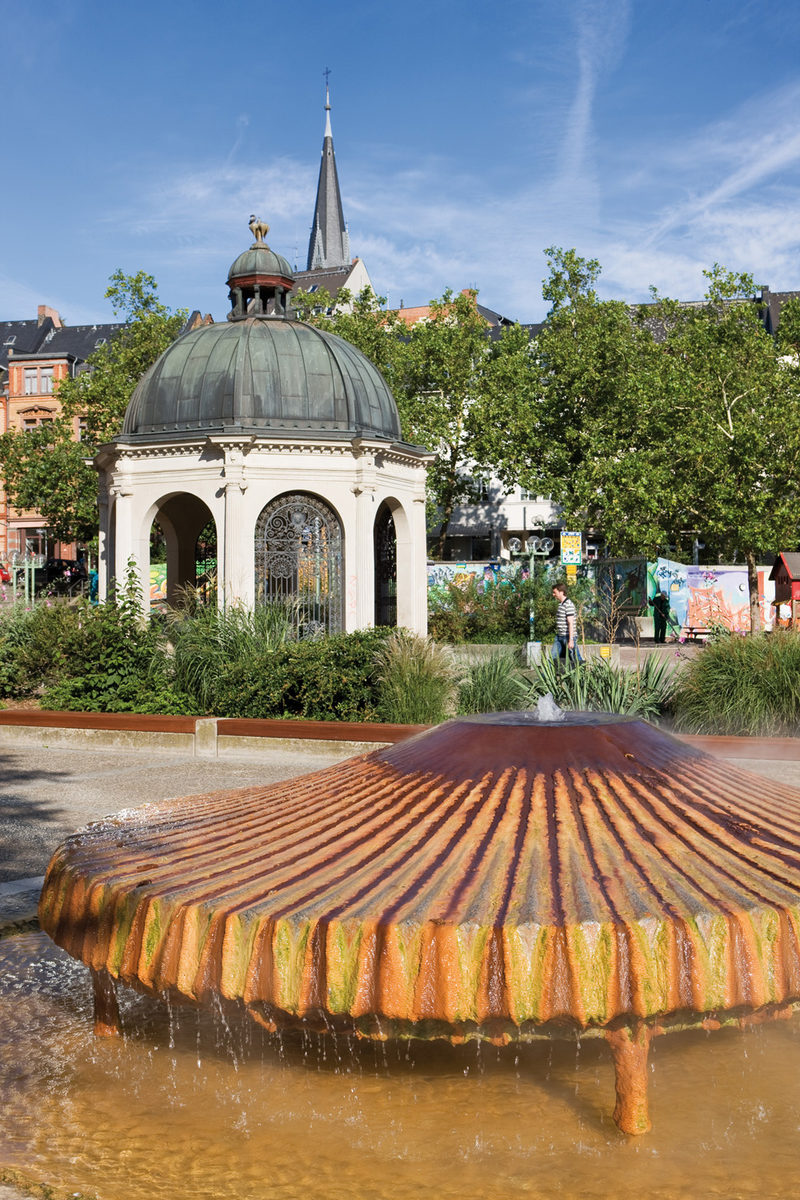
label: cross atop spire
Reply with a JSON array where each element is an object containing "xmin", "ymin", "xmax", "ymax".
[{"xmin": 306, "ymin": 76, "xmax": 350, "ymax": 272}]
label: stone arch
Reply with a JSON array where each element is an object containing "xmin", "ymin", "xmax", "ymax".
[
  {"xmin": 375, "ymin": 496, "xmax": 418, "ymax": 630},
  {"xmin": 254, "ymin": 491, "xmax": 344, "ymax": 636},
  {"xmin": 144, "ymin": 492, "xmax": 217, "ymax": 608},
  {"xmin": 374, "ymin": 501, "xmax": 397, "ymax": 627}
]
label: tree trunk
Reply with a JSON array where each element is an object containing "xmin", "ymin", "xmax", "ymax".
[
  {"xmin": 434, "ymin": 492, "xmax": 456, "ymax": 560},
  {"xmin": 433, "ymin": 458, "xmax": 461, "ymax": 560},
  {"xmin": 745, "ymin": 549, "xmax": 761, "ymax": 634}
]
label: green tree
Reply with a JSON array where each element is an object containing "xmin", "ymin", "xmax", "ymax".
[
  {"xmin": 650, "ymin": 266, "xmax": 800, "ymax": 629},
  {"xmin": 500, "ymin": 248, "xmax": 671, "ymax": 555},
  {"xmin": 296, "ymin": 283, "xmax": 538, "ymax": 556},
  {"xmin": 0, "ymin": 271, "xmax": 186, "ymax": 545},
  {"xmin": 505, "ymin": 250, "xmax": 800, "ymax": 631}
]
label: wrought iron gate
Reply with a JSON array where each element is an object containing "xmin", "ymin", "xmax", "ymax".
[
  {"xmin": 255, "ymin": 493, "xmax": 343, "ymax": 636},
  {"xmin": 374, "ymin": 502, "xmax": 397, "ymax": 627}
]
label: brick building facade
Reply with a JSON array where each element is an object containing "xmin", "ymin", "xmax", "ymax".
[{"xmin": 0, "ymin": 306, "xmax": 122, "ymax": 562}]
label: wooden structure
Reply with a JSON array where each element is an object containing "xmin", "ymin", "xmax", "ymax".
[{"xmin": 769, "ymin": 552, "xmax": 800, "ymax": 628}]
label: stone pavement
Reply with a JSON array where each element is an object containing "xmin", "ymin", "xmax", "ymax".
[{"xmin": 0, "ymin": 741, "xmax": 348, "ymax": 934}]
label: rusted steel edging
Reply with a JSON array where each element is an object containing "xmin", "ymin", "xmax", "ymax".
[
  {"xmin": 0, "ymin": 709, "xmax": 427, "ymax": 755},
  {"xmin": 0, "ymin": 708, "xmax": 796, "ymax": 758}
]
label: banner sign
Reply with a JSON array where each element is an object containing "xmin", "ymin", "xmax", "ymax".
[{"xmin": 560, "ymin": 531, "xmax": 582, "ymax": 565}]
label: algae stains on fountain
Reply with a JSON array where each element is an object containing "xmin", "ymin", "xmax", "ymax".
[{"xmin": 38, "ymin": 711, "xmax": 800, "ymax": 1136}]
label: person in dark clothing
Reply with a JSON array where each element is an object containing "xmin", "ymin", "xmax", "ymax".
[{"xmin": 652, "ymin": 590, "xmax": 670, "ymax": 644}]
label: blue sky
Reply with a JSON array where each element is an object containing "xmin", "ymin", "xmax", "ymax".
[{"xmin": 3, "ymin": 0, "xmax": 800, "ymax": 325}]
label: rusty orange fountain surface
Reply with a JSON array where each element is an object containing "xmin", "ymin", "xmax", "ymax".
[{"xmin": 39, "ymin": 713, "xmax": 800, "ymax": 1134}]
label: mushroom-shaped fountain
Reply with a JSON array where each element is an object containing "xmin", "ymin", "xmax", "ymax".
[{"xmin": 39, "ymin": 712, "xmax": 800, "ymax": 1135}]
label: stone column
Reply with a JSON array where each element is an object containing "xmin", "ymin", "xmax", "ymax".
[
  {"xmin": 112, "ymin": 473, "xmax": 135, "ymax": 597},
  {"xmin": 411, "ymin": 479, "xmax": 429, "ymax": 636},
  {"xmin": 352, "ymin": 483, "xmax": 376, "ymax": 632},
  {"xmin": 221, "ymin": 444, "xmax": 251, "ymax": 607},
  {"xmin": 97, "ymin": 479, "xmax": 110, "ymax": 602}
]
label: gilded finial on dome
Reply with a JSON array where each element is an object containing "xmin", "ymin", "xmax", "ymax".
[{"xmin": 248, "ymin": 215, "xmax": 270, "ymax": 247}]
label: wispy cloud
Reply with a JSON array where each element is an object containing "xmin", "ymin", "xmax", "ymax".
[
  {"xmin": 556, "ymin": 0, "xmax": 632, "ymax": 192},
  {"xmin": 104, "ymin": 68, "xmax": 800, "ymax": 324},
  {"xmin": 643, "ymin": 82, "xmax": 800, "ymax": 249}
]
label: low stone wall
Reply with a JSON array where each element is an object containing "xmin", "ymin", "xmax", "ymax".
[
  {"xmin": 0, "ymin": 708, "xmax": 797, "ymax": 763},
  {"xmin": 0, "ymin": 710, "xmax": 426, "ymax": 758}
]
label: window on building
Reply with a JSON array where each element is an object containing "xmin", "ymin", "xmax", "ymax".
[
  {"xmin": 77, "ymin": 419, "xmax": 88, "ymax": 442},
  {"xmin": 23, "ymin": 418, "xmax": 37, "ymax": 429},
  {"xmin": 3, "ymin": 335, "xmax": 15, "ymax": 346},
  {"xmin": 23, "ymin": 368, "xmax": 37, "ymax": 395},
  {"xmin": 40, "ymin": 367, "xmax": 54, "ymax": 394},
  {"xmin": 469, "ymin": 473, "xmax": 491, "ymax": 502}
]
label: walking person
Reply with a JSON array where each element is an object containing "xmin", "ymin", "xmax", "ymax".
[{"xmin": 551, "ymin": 582, "xmax": 583, "ymax": 667}]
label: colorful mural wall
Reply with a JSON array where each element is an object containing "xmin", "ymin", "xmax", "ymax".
[
  {"xmin": 648, "ymin": 559, "xmax": 775, "ymax": 635},
  {"xmin": 150, "ymin": 564, "xmax": 167, "ymax": 604}
]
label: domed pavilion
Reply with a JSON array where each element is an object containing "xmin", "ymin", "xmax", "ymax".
[{"xmin": 95, "ymin": 220, "xmax": 432, "ymax": 634}]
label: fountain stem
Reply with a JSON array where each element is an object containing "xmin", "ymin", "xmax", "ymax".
[
  {"xmin": 605, "ymin": 1023, "xmax": 653, "ymax": 1135},
  {"xmin": 91, "ymin": 968, "xmax": 121, "ymax": 1038}
]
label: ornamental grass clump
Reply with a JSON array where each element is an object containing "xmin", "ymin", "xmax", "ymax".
[
  {"xmin": 530, "ymin": 652, "xmax": 675, "ymax": 720},
  {"xmin": 375, "ymin": 632, "xmax": 462, "ymax": 725},
  {"xmin": 169, "ymin": 600, "xmax": 295, "ymax": 712},
  {"xmin": 458, "ymin": 651, "xmax": 528, "ymax": 714},
  {"xmin": 671, "ymin": 631, "xmax": 800, "ymax": 735}
]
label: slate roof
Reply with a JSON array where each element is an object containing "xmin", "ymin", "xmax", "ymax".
[
  {"xmin": 0, "ymin": 318, "xmax": 55, "ymax": 373},
  {"xmin": 30, "ymin": 323, "xmax": 124, "ymax": 361},
  {"xmin": 292, "ymin": 264, "xmax": 356, "ymax": 300},
  {"xmin": 306, "ymin": 90, "xmax": 350, "ymax": 271}
]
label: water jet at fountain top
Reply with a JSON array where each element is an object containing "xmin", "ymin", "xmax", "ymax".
[{"xmin": 38, "ymin": 711, "xmax": 800, "ymax": 1136}]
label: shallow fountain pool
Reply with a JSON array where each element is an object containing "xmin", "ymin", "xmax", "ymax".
[{"xmin": 2, "ymin": 932, "xmax": 800, "ymax": 1200}]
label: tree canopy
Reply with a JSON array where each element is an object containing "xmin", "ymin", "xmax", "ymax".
[
  {"xmin": 295, "ymin": 284, "xmax": 538, "ymax": 555},
  {"xmin": 498, "ymin": 249, "xmax": 800, "ymax": 627},
  {"xmin": 0, "ymin": 271, "xmax": 186, "ymax": 545}
]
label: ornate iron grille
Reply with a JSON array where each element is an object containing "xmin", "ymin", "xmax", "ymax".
[
  {"xmin": 374, "ymin": 503, "xmax": 397, "ymax": 627},
  {"xmin": 255, "ymin": 493, "xmax": 343, "ymax": 636}
]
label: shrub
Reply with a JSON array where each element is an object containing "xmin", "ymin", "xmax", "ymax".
[
  {"xmin": 458, "ymin": 651, "xmax": 528, "ymax": 714},
  {"xmin": 530, "ymin": 652, "xmax": 675, "ymax": 719},
  {"xmin": 40, "ymin": 597, "xmax": 192, "ymax": 714},
  {"xmin": 375, "ymin": 632, "xmax": 461, "ymax": 724},
  {"xmin": 671, "ymin": 631, "xmax": 800, "ymax": 735},
  {"xmin": 428, "ymin": 567, "xmax": 594, "ymax": 645},
  {"xmin": 0, "ymin": 601, "xmax": 84, "ymax": 697},
  {"xmin": 169, "ymin": 601, "xmax": 295, "ymax": 712},
  {"xmin": 212, "ymin": 629, "xmax": 389, "ymax": 722}
]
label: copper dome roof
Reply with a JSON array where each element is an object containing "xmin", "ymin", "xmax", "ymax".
[{"xmin": 120, "ymin": 317, "xmax": 402, "ymax": 441}]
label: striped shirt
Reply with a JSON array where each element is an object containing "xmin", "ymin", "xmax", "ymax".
[{"xmin": 555, "ymin": 597, "xmax": 577, "ymax": 637}]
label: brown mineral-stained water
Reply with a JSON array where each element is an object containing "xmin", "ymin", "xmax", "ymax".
[{"xmin": 3, "ymin": 933, "xmax": 800, "ymax": 1200}]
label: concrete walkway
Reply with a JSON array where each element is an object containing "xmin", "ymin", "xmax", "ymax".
[{"xmin": 0, "ymin": 741, "xmax": 349, "ymax": 933}]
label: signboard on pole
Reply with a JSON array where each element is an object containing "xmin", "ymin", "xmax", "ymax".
[{"xmin": 560, "ymin": 531, "xmax": 582, "ymax": 566}]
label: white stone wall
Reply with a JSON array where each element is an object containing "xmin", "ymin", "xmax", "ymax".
[{"xmin": 96, "ymin": 434, "xmax": 431, "ymax": 635}]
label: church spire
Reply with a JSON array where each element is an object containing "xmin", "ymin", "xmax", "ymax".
[{"xmin": 306, "ymin": 77, "xmax": 350, "ymax": 271}]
